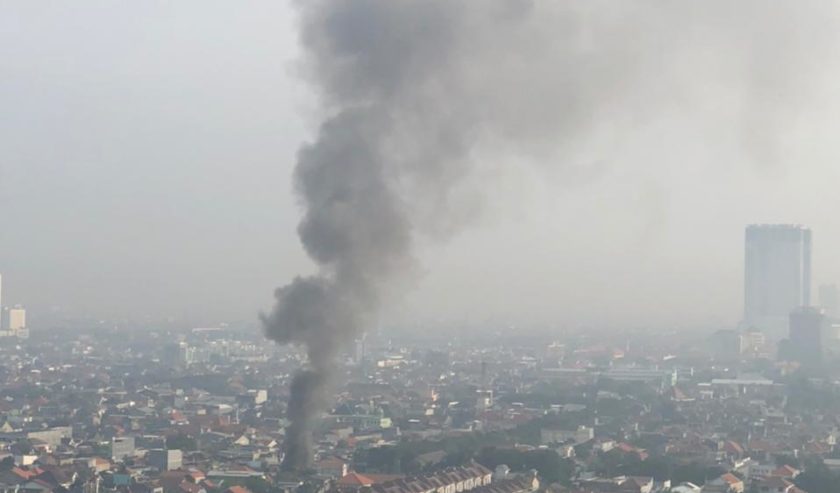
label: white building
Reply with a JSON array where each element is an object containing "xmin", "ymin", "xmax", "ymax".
[
  {"xmin": 6, "ymin": 305, "xmax": 27, "ymax": 339},
  {"xmin": 9, "ymin": 306, "xmax": 25, "ymax": 331}
]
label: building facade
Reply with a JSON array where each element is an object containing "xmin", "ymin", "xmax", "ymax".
[
  {"xmin": 744, "ymin": 224, "xmax": 812, "ymax": 338},
  {"xmin": 787, "ymin": 306, "xmax": 826, "ymax": 369},
  {"xmin": 111, "ymin": 436, "xmax": 135, "ymax": 461},
  {"xmin": 148, "ymin": 449, "xmax": 182, "ymax": 471}
]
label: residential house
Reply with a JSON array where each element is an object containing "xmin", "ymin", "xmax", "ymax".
[{"xmin": 703, "ymin": 473, "xmax": 744, "ymax": 493}]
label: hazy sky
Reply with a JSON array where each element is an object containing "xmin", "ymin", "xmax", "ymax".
[{"xmin": 4, "ymin": 1, "xmax": 840, "ymax": 331}]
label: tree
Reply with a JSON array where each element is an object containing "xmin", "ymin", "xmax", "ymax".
[
  {"xmin": 795, "ymin": 460, "xmax": 840, "ymax": 493},
  {"xmin": 475, "ymin": 447, "xmax": 572, "ymax": 484},
  {"xmin": 166, "ymin": 434, "xmax": 197, "ymax": 451}
]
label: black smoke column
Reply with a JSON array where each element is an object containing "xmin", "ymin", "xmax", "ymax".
[{"xmin": 264, "ymin": 0, "xmax": 830, "ymax": 472}]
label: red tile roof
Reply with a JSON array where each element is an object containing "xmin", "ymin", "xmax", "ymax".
[
  {"xmin": 771, "ymin": 465, "xmax": 799, "ymax": 478},
  {"xmin": 225, "ymin": 486, "xmax": 252, "ymax": 493},
  {"xmin": 719, "ymin": 473, "xmax": 742, "ymax": 485},
  {"xmin": 338, "ymin": 472, "xmax": 376, "ymax": 487}
]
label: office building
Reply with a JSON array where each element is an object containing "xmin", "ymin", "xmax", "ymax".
[
  {"xmin": 744, "ymin": 224, "xmax": 812, "ymax": 338},
  {"xmin": 787, "ymin": 306, "xmax": 826, "ymax": 369}
]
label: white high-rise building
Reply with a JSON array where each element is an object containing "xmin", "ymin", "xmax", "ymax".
[
  {"xmin": 9, "ymin": 306, "xmax": 25, "ymax": 331},
  {"xmin": 744, "ymin": 224, "xmax": 812, "ymax": 339}
]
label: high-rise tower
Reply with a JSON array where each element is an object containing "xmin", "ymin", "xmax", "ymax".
[{"xmin": 744, "ymin": 224, "xmax": 812, "ymax": 338}]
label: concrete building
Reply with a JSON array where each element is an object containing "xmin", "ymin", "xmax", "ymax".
[
  {"xmin": 599, "ymin": 368, "xmax": 676, "ymax": 388},
  {"xmin": 111, "ymin": 436, "xmax": 135, "ymax": 461},
  {"xmin": 327, "ymin": 414, "xmax": 392, "ymax": 431},
  {"xmin": 744, "ymin": 224, "xmax": 812, "ymax": 338},
  {"xmin": 8, "ymin": 306, "xmax": 26, "ymax": 339},
  {"xmin": 739, "ymin": 330, "xmax": 768, "ymax": 357},
  {"xmin": 8, "ymin": 306, "xmax": 25, "ymax": 331},
  {"xmin": 786, "ymin": 306, "xmax": 826, "ymax": 369},
  {"xmin": 27, "ymin": 426, "xmax": 72, "ymax": 449},
  {"xmin": 540, "ymin": 425, "xmax": 594, "ymax": 445},
  {"xmin": 148, "ymin": 449, "xmax": 182, "ymax": 471}
]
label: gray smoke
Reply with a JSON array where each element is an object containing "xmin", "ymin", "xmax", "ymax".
[{"xmin": 263, "ymin": 0, "xmax": 837, "ymax": 470}]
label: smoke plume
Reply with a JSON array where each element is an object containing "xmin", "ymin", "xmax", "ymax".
[{"xmin": 262, "ymin": 0, "xmax": 837, "ymax": 470}]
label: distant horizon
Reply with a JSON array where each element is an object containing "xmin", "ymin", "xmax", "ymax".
[
  {"xmin": 4, "ymin": 220, "xmax": 834, "ymax": 335},
  {"xmin": 6, "ymin": 2, "xmax": 840, "ymax": 333},
  {"xmin": 2, "ymin": 217, "xmax": 837, "ymax": 334}
]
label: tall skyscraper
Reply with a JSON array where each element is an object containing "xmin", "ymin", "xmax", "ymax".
[{"xmin": 744, "ymin": 224, "xmax": 812, "ymax": 338}]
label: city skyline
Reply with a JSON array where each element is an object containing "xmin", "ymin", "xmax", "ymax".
[
  {"xmin": 5, "ymin": 2, "xmax": 840, "ymax": 330},
  {"xmin": 3, "ymin": 2, "xmax": 840, "ymax": 492},
  {"xmin": 4, "ymin": 221, "xmax": 840, "ymax": 333}
]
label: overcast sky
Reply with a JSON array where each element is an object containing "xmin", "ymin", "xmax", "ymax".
[{"xmin": 3, "ymin": 1, "xmax": 840, "ymax": 332}]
